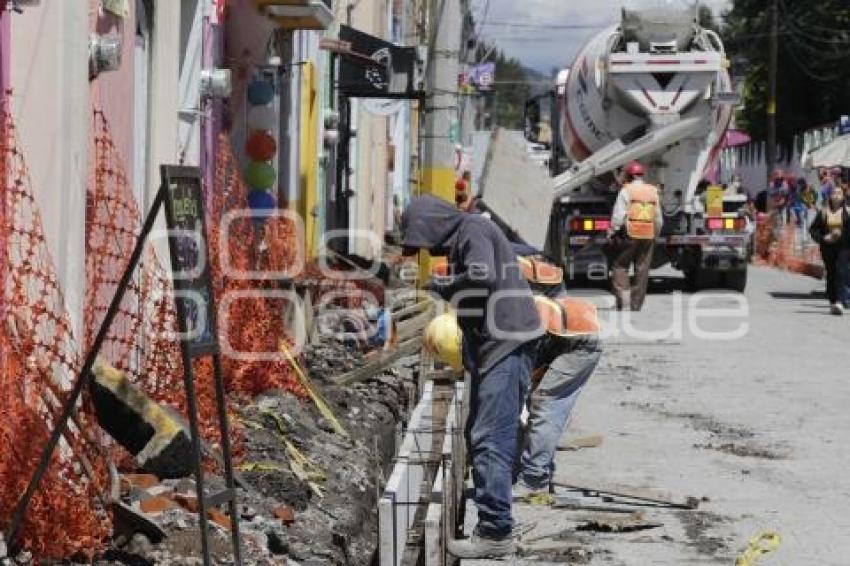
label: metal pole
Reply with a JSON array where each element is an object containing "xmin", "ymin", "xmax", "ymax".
[
  {"xmin": 212, "ymin": 353, "xmax": 243, "ymax": 565},
  {"xmin": 6, "ymin": 188, "xmax": 166, "ymax": 551},
  {"xmin": 766, "ymin": 0, "xmax": 778, "ymax": 200}
]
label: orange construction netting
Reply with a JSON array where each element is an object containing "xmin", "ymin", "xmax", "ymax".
[
  {"xmin": 205, "ymin": 132, "xmax": 302, "ymax": 397},
  {"xmin": 0, "ymin": 99, "xmax": 110, "ymax": 561},
  {"xmin": 0, "ymin": 105, "xmax": 306, "ymax": 559}
]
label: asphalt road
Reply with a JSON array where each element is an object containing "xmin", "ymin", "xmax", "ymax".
[{"xmin": 464, "ymin": 265, "xmax": 850, "ymax": 565}]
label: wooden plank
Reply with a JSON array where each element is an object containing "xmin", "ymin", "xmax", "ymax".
[
  {"xmin": 335, "ymin": 337, "xmax": 422, "ymax": 385},
  {"xmin": 395, "ymin": 306, "xmax": 434, "ymax": 342},
  {"xmin": 557, "ymin": 434, "xmax": 604, "ymax": 451}
]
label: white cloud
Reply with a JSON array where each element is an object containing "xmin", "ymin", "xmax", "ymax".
[{"xmin": 475, "ymin": 0, "xmax": 732, "ymax": 73}]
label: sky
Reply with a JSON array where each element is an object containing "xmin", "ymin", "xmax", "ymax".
[{"xmin": 474, "ymin": 0, "xmax": 732, "ymax": 73}]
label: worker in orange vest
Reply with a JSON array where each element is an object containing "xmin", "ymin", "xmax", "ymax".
[{"xmin": 609, "ymin": 161, "xmax": 663, "ymax": 311}]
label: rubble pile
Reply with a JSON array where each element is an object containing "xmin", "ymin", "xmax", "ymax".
[{"xmin": 91, "ymin": 342, "xmax": 418, "ymax": 565}]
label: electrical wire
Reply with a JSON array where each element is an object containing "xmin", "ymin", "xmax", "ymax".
[{"xmin": 482, "ymin": 21, "xmax": 608, "ymax": 30}]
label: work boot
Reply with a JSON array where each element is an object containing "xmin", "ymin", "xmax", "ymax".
[
  {"xmin": 831, "ymin": 303, "xmax": 844, "ymax": 316},
  {"xmin": 447, "ymin": 529, "xmax": 515, "ymax": 559}
]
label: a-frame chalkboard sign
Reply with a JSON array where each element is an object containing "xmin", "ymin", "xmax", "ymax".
[{"xmin": 7, "ymin": 165, "xmax": 243, "ymax": 566}]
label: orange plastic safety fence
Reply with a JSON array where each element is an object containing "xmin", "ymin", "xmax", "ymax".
[
  {"xmin": 755, "ymin": 215, "xmax": 824, "ymax": 278},
  {"xmin": 86, "ymin": 110, "xmax": 227, "ymax": 444},
  {"xmin": 205, "ymin": 134, "xmax": 302, "ymax": 397},
  {"xmin": 0, "ymin": 101, "xmax": 110, "ymax": 560}
]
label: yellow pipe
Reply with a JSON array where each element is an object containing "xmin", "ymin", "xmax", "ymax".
[{"xmin": 299, "ymin": 61, "xmax": 319, "ymax": 257}]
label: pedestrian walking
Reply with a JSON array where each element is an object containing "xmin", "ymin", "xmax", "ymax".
[
  {"xmin": 402, "ymin": 195, "xmax": 542, "ymax": 559},
  {"xmin": 790, "ymin": 178, "xmax": 808, "ymax": 227},
  {"xmin": 769, "ymin": 170, "xmax": 790, "ymax": 225},
  {"xmin": 608, "ymin": 161, "xmax": 663, "ymax": 311},
  {"xmin": 809, "ymin": 189, "xmax": 850, "ymax": 315},
  {"xmin": 801, "ymin": 179, "xmax": 819, "ymax": 212},
  {"xmin": 819, "ymin": 169, "xmax": 836, "ymax": 203}
]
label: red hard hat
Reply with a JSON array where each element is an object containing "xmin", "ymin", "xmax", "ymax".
[{"xmin": 625, "ymin": 161, "xmax": 645, "ymax": 177}]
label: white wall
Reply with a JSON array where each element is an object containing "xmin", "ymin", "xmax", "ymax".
[
  {"xmin": 11, "ymin": 0, "xmax": 90, "ymax": 338},
  {"xmin": 177, "ymin": 0, "xmax": 203, "ymax": 167},
  {"xmin": 147, "ymin": 0, "xmax": 182, "ymax": 209}
]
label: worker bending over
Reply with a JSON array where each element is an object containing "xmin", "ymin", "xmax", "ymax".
[
  {"xmin": 609, "ymin": 161, "xmax": 663, "ymax": 311},
  {"xmin": 426, "ymin": 251, "xmax": 603, "ymax": 504},
  {"xmin": 402, "ymin": 195, "xmax": 541, "ymax": 559},
  {"xmin": 513, "ymin": 254, "xmax": 602, "ymax": 496}
]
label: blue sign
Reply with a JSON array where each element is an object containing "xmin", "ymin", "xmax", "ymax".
[{"xmin": 471, "ymin": 63, "xmax": 496, "ymax": 91}]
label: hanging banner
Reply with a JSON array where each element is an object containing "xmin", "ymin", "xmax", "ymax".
[
  {"xmin": 470, "ymin": 63, "xmax": 495, "ymax": 91},
  {"xmin": 338, "ymin": 25, "xmax": 421, "ymax": 99}
]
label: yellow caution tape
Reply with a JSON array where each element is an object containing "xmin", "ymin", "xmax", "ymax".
[
  {"xmin": 237, "ymin": 462, "xmax": 288, "ymax": 473},
  {"xmin": 280, "ymin": 341, "xmax": 350, "ymax": 439},
  {"xmin": 735, "ymin": 531, "xmax": 781, "ymax": 566},
  {"xmin": 258, "ymin": 408, "xmax": 327, "ymax": 483},
  {"xmin": 238, "ymin": 413, "xmax": 327, "ymax": 484}
]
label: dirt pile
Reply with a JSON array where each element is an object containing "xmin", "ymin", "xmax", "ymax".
[{"xmin": 87, "ymin": 336, "xmax": 418, "ymax": 565}]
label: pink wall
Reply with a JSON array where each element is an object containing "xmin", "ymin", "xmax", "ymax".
[
  {"xmin": 0, "ymin": 7, "xmax": 9, "ymax": 326},
  {"xmin": 224, "ymin": 0, "xmax": 276, "ymax": 121},
  {"xmin": 90, "ymin": 4, "xmax": 137, "ymax": 179},
  {"xmin": 1, "ymin": 7, "xmax": 10, "ymax": 99}
]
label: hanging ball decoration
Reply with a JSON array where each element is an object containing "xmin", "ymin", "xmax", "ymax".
[
  {"xmin": 247, "ymin": 105, "xmax": 276, "ymax": 131},
  {"xmin": 246, "ymin": 130, "xmax": 278, "ymax": 162},
  {"xmin": 247, "ymin": 188, "xmax": 276, "ymax": 212},
  {"xmin": 247, "ymin": 79, "xmax": 275, "ymax": 106},
  {"xmin": 244, "ymin": 161, "xmax": 277, "ymax": 190}
]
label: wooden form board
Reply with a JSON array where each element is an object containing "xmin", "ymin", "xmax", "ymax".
[
  {"xmin": 424, "ymin": 383, "xmax": 465, "ymax": 566},
  {"xmin": 379, "ymin": 382, "xmax": 435, "ymax": 566}
]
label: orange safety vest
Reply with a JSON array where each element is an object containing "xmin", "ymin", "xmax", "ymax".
[
  {"xmin": 625, "ymin": 182, "xmax": 659, "ymax": 240},
  {"xmin": 533, "ymin": 295, "xmax": 600, "ymax": 338},
  {"xmin": 517, "ymin": 256, "xmax": 564, "ymax": 286}
]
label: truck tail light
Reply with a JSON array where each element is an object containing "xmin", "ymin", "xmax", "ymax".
[
  {"xmin": 570, "ymin": 218, "xmax": 611, "ymax": 233},
  {"xmin": 707, "ymin": 217, "xmax": 748, "ymax": 232}
]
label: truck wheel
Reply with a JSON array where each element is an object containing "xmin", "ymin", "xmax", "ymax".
[
  {"xmin": 724, "ymin": 269, "xmax": 748, "ymax": 293},
  {"xmin": 685, "ymin": 268, "xmax": 720, "ymax": 292}
]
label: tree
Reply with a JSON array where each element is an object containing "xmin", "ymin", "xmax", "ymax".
[{"xmin": 724, "ymin": 0, "xmax": 850, "ymax": 146}]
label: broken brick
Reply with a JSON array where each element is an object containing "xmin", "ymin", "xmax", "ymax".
[
  {"xmin": 125, "ymin": 474, "xmax": 160, "ymax": 489},
  {"xmin": 207, "ymin": 508, "xmax": 232, "ymax": 530},
  {"xmin": 273, "ymin": 505, "xmax": 295, "ymax": 525},
  {"xmin": 173, "ymin": 493, "xmax": 200, "ymax": 513},
  {"xmin": 140, "ymin": 496, "xmax": 176, "ymax": 515}
]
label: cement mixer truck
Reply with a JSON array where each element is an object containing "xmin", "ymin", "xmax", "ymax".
[{"xmin": 530, "ymin": 4, "xmax": 749, "ymax": 291}]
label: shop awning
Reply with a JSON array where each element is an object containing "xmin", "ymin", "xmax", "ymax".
[
  {"xmin": 256, "ymin": 0, "xmax": 333, "ymax": 30},
  {"xmin": 807, "ymin": 134, "xmax": 850, "ymax": 169}
]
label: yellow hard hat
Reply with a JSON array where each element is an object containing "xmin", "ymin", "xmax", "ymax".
[{"xmin": 423, "ymin": 313, "xmax": 463, "ymax": 371}]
